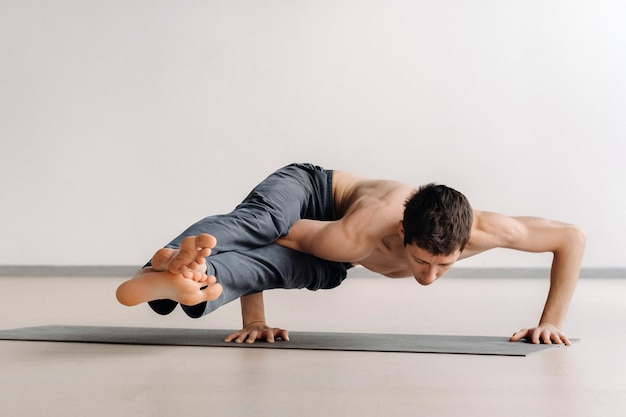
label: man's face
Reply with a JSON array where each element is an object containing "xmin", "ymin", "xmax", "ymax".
[{"xmin": 403, "ymin": 244, "xmax": 461, "ymax": 286}]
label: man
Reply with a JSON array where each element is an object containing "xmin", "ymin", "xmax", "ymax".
[{"xmin": 116, "ymin": 163, "xmax": 585, "ymax": 345}]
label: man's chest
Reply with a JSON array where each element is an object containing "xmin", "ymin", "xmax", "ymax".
[{"xmin": 357, "ymin": 238, "xmax": 411, "ymax": 278}]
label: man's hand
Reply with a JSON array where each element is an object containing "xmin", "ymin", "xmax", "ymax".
[
  {"xmin": 224, "ymin": 321, "xmax": 289, "ymax": 344},
  {"xmin": 510, "ymin": 322, "xmax": 571, "ymax": 346}
]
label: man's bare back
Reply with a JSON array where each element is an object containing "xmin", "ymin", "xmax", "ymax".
[
  {"xmin": 278, "ymin": 170, "xmax": 459, "ymax": 280},
  {"xmin": 331, "ymin": 171, "xmax": 418, "ymax": 277}
]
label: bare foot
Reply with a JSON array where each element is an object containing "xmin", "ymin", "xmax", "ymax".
[
  {"xmin": 116, "ymin": 234, "xmax": 222, "ymax": 307},
  {"xmin": 152, "ymin": 234, "xmax": 217, "ymax": 279}
]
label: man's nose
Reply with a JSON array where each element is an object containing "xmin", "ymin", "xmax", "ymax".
[{"xmin": 418, "ymin": 268, "xmax": 437, "ymax": 286}]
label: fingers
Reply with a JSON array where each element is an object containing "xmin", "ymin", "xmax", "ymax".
[
  {"xmin": 561, "ymin": 334, "xmax": 572, "ymax": 346},
  {"xmin": 536, "ymin": 327, "xmax": 571, "ymax": 345},
  {"xmin": 509, "ymin": 329, "xmax": 529, "ymax": 342},
  {"xmin": 223, "ymin": 327, "xmax": 289, "ymax": 344},
  {"xmin": 257, "ymin": 328, "xmax": 289, "ymax": 343},
  {"xmin": 223, "ymin": 331, "xmax": 239, "ymax": 343},
  {"xmin": 276, "ymin": 328, "xmax": 290, "ymax": 342},
  {"xmin": 244, "ymin": 330, "xmax": 260, "ymax": 344},
  {"xmin": 543, "ymin": 330, "xmax": 571, "ymax": 346},
  {"xmin": 509, "ymin": 327, "xmax": 571, "ymax": 345},
  {"xmin": 237, "ymin": 330, "xmax": 258, "ymax": 344},
  {"xmin": 224, "ymin": 330, "xmax": 256, "ymax": 344},
  {"xmin": 223, "ymin": 329, "xmax": 262, "ymax": 344}
]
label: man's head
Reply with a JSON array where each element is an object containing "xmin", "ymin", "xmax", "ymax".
[
  {"xmin": 401, "ymin": 183, "xmax": 473, "ymax": 254},
  {"xmin": 399, "ymin": 183, "xmax": 473, "ymax": 284}
]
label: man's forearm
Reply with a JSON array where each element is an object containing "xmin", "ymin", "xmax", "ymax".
[
  {"xmin": 240, "ymin": 292, "xmax": 267, "ymax": 326},
  {"xmin": 540, "ymin": 229, "xmax": 586, "ymax": 328}
]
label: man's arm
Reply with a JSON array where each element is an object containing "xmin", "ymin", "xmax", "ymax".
[
  {"xmin": 465, "ymin": 211, "xmax": 586, "ymax": 345},
  {"xmin": 276, "ymin": 217, "xmax": 375, "ymax": 263},
  {"xmin": 223, "ymin": 292, "xmax": 289, "ymax": 343}
]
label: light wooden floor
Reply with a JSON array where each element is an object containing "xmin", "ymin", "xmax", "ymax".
[{"xmin": 0, "ymin": 273, "xmax": 624, "ymax": 417}]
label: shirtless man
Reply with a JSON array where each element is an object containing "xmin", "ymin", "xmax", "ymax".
[{"xmin": 116, "ymin": 163, "xmax": 585, "ymax": 345}]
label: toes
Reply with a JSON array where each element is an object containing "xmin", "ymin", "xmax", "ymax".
[
  {"xmin": 195, "ymin": 235, "xmax": 215, "ymax": 260},
  {"xmin": 189, "ymin": 260, "xmax": 207, "ymax": 272},
  {"xmin": 178, "ymin": 265, "xmax": 193, "ymax": 279},
  {"xmin": 203, "ymin": 283, "xmax": 222, "ymax": 301},
  {"xmin": 178, "ymin": 236, "xmax": 198, "ymax": 258},
  {"xmin": 197, "ymin": 274, "xmax": 217, "ymax": 284},
  {"xmin": 168, "ymin": 236, "xmax": 210, "ymax": 275},
  {"xmin": 151, "ymin": 248, "xmax": 176, "ymax": 271},
  {"xmin": 198, "ymin": 248, "xmax": 212, "ymax": 259},
  {"xmin": 190, "ymin": 270, "xmax": 207, "ymax": 282},
  {"xmin": 197, "ymin": 234, "xmax": 217, "ymax": 249}
]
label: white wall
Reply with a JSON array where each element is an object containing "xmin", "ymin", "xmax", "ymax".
[{"xmin": 1, "ymin": 0, "xmax": 624, "ymax": 267}]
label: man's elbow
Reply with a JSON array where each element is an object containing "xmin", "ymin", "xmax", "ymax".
[
  {"xmin": 562, "ymin": 224, "xmax": 586, "ymax": 253},
  {"xmin": 570, "ymin": 224, "xmax": 586, "ymax": 246},
  {"xmin": 275, "ymin": 237, "xmax": 304, "ymax": 253}
]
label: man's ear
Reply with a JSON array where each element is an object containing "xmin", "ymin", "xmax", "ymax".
[{"xmin": 398, "ymin": 220, "xmax": 405, "ymax": 239}]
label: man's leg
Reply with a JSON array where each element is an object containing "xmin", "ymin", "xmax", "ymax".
[
  {"xmin": 118, "ymin": 240, "xmax": 350, "ymax": 318},
  {"xmin": 162, "ymin": 163, "xmax": 334, "ymax": 256},
  {"xmin": 179, "ymin": 243, "xmax": 351, "ymax": 318},
  {"xmin": 119, "ymin": 163, "xmax": 337, "ymax": 315}
]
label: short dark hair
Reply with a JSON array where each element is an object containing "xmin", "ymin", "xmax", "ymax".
[{"xmin": 402, "ymin": 183, "xmax": 473, "ymax": 255}]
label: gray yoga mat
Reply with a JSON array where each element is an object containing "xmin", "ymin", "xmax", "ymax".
[{"xmin": 0, "ymin": 325, "xmax": 574, "ymax": 356}]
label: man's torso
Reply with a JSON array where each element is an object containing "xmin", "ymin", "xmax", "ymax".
[{"xmin": 331, "ymin": 170, "xmax": 416, "ymax": 277}]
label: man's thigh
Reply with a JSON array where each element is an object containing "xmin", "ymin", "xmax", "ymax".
[{"xmin": 183, "ymin": 244, "xmax": 349, "ymax": 317}]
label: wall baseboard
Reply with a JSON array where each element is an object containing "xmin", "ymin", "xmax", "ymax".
[
  {"xmin": 0, "ymin": 265, "xmax": 623, "ymax": 278},
  {"xmin": 359, "ymin": 267, "xmax": 625, "ymax": 278},
  {"xmin": 0, "ymin": 265, "xmax": 139, "ymax": 277}
]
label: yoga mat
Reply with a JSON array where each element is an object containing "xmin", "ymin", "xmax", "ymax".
[{"xmin": 0, "ymin": 325, "xmax": 574, "ymax": 356}]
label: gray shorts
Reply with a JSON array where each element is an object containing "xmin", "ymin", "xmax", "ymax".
[{"xmin": 148, "ymin": 163, "xmax": 352, "ymax": 318}]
